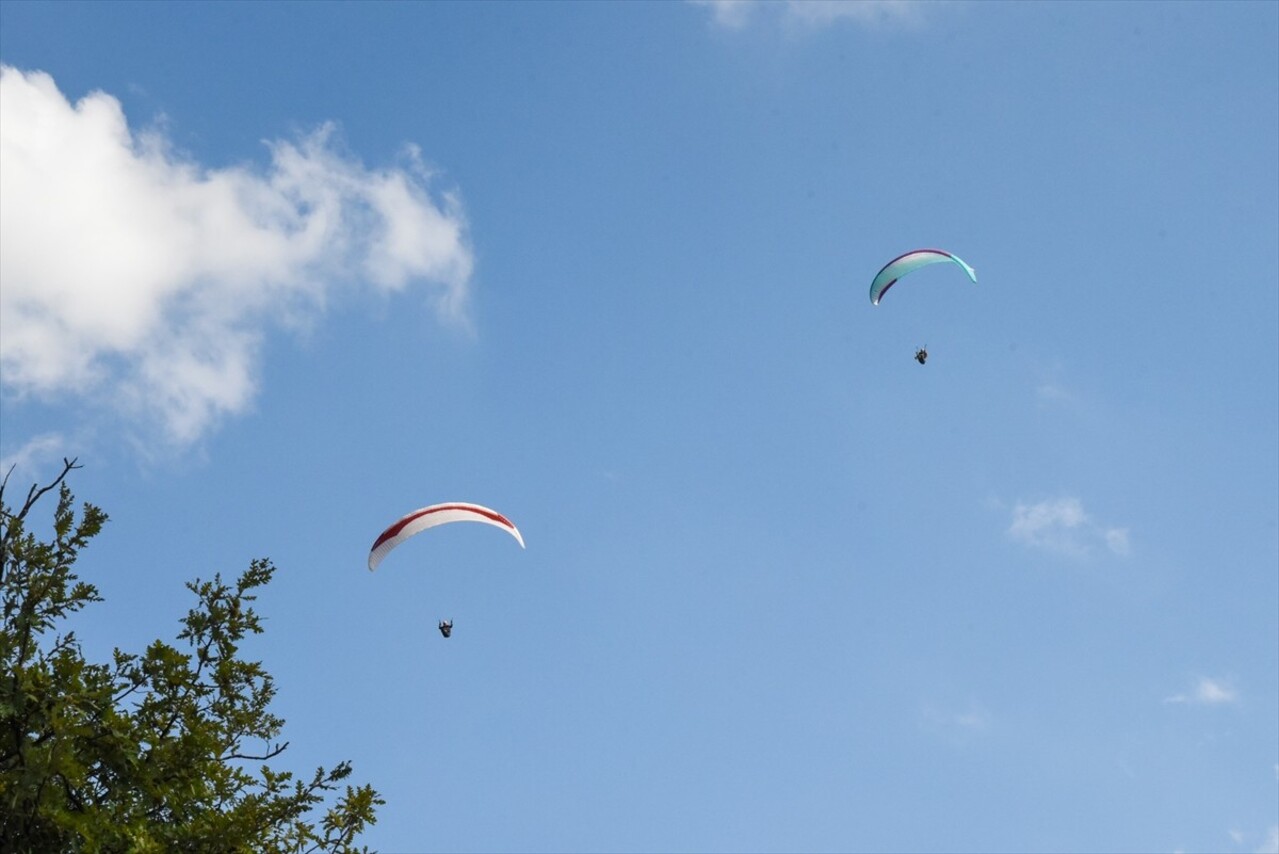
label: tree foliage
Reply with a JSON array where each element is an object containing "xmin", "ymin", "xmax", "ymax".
[{"xmin": 0, "ymin": 460, "xmax": 382, "ymax": 853}]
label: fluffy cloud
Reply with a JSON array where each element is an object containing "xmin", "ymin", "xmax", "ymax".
[
  {"xmin": 1008, "ymin": 496, "xmax": 1130, "ymax": 557},
  {"xmin": 1163, "ymin": 676, "xmax": 1239, "ymax": 706},
  {"xmin": 694, "ymin": 0, "xmax": 922, "ymax": 30},
  {"xmin": 0, "ymin": 66, "xmax": 473, "ymax": 448}
]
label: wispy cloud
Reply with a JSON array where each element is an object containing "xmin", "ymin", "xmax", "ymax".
[
  {"xmin": 1035, "ymin": 382, "xmax": 1076, "ymax": 406},
  {"xmin": 0, "ymin": 434, "xmax": 68, "ymax": 484},
  {"xmin": 1007, "ymin": 496, "xmax": 1130, "ymax": 557},
  {"xmin": 693, "ymin": 0, "xmax": 754, "ymax": 29},
  {"xmin": 1103, "ymin": 527, "xmax": 1131, "ymax": 555},
  {"xmin": 0, "ymin": 66, "xmax": 473, "ymax": 450},
  {"xmin": 919, "ymin": 699, "xmax": 991, "ymax": 745},
  {"xmin": 1163, "ymin": 676, "xmax": 1239, "ymax": 706},
  {"xmin": 1257, "ymin": 825, "xmax": 1279, "ymax": 854},
  {"xmin": 694, "ymin": 0, "xmax": 923, "ymax": 31}
]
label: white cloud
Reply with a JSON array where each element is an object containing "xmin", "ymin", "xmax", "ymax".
[
  {"xmin": 0, "ymin": 66, "xmax": 473, "ymax": 448},
  {"xmin": 695, "ymin": 0, "xmax": 922, "ymax": 30},
  {"xmin": 1163, "ymin": 676, "xmax": 1239, "ymax": 706},
  {"xmin": 1008, "ymin": 496, "xmax": 1130, "ymax": 557},
  {"xmin": 1257, "ymin": 825, "xmax": 1279, "ymax": 854}
]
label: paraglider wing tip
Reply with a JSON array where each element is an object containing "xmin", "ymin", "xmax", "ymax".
[
  {"xmin": 367, "ymin": 541, "xmax": 389, "ymax": 571},
  {"xmin": 869, "ymin": 278, "xmax": 898, "ymax": 305}
]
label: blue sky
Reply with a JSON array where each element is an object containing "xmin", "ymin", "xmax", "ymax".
[{"xmin": 2, "ymin": 2, "xmax": 1276, "ymax": 852}]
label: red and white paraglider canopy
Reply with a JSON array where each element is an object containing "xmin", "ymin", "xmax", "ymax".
[{"xmin": 368, "ymin": 502, "xmax": 524, "ymax": 571}]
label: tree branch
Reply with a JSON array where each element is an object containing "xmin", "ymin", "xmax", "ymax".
[{"xmin": 222, "ymin": 741, "xmax": 289, "ymax": 763}]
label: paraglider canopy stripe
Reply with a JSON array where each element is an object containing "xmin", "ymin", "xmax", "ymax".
[
  {"xmin": 869, "ymin": 249, "xmax": 977, "ymax": 305},
  {"xmin": 368, "ymin": 502, "xmax": 525, "ymax": 571}
]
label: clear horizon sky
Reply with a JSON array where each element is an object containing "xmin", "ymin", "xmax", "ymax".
[{"xmin": 2, "ymin": 2, "xmax": 1276, "ymax": 852}]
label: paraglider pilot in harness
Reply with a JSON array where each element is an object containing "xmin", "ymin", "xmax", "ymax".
[
  {"xmin": 915, "ymin": 347, "xmax": 928, "ymax": 365},
  {"xmin": 438, "ymin": 620, "xmax": 453, "ymax": 638}
]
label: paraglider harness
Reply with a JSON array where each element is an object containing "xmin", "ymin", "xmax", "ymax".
[
  {"xmin": 438, "ymin": 620, "xmax": 453, "ymax": 638},
  {"xmin": 915, "ymin": 347, "xmax": 928, "ymax": 365}
]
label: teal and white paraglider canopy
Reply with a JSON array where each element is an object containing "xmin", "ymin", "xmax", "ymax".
[{"xmin": 869, "ymin": 249, "xmax": 977, "ymax": 306}]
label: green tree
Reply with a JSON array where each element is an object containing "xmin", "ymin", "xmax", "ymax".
[{"xmin": 0, "ymin": 460, "xmax": 382, "ymax": 853}]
